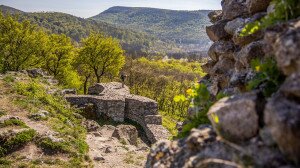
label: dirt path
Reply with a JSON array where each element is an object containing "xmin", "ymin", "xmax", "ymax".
[{"xmin": 87, "ymin": 126, "xmax": 149, "ymax": 168}]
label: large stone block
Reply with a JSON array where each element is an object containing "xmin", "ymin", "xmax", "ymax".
[
  {"xmin": 112, "ymin": 125, "xmax": 138, "ymax": 146},
  {"xmin": 211, "ymin": 57, "xmax": 235, "ymax": 75},
  {"xmin": 222, "ymin": 0, "xmax": 249, "ymax": 20},
  {"xmin": 246, "ymin": 0, "xmax": 271, "ymax": 14},
  {"xmin": 265, "ymin": 20, "xmax": 300, "ymax": 76},
  {"xmin": 208, "ymin": 10, "xmax": 223, "ymax": 23},
  {"xmin": 206, "ymin": 20, "xmax": 231, "ymax": 42},
  {"xmin": 208, "ymin": 40, "xmax": 236, "ymax": 61},
  {"xmin": 224, "ymin": 17, "xmax": 247, "ymax": 35},
  {"xmin": 264, "ymin": 94, "xmax": 300, "ymax": 164},
  {"xmin": 208, "ymin": 91, "xmax": 264, "ymax": 142},
  {"xmin": 235, "ymin": 40, "xmax": 266, "ymax": 68},
  {"xmin": 280, "ymin": 73, "xmax": 300, "ymax": 98},
  {"xmin": 144, "ymin": 124, "xmax": 170, "ymax": 144}
]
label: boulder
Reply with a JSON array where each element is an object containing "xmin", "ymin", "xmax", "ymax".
[
  {"xmin": 222, "ymin": 0, "xmax": 249, "ymax": 20},
  {"xmin": 207, "ymin": 91, "xmax": 264, "ymax": 142},
  {"xmin": 235, "ymin": 40, "xmax": 266, "ymax": 68},
  {"xmin": 265, "ymin": 94, "xmax": 300, "ymax": 164},
  {"xmin": 146, "ymin": 124, "xmax": 291, "ymax": 168},
  {"xmin": 267, "ymin": 20, "xmax": 300, "ymax": 76},
  {"xmin": 112, "ymin": 125, "xmax": 138, "ymax": 146},
  {"xmin": 146, "ymin": 125, "xmax": 235, "ymax": 168},
  {"xmin": 246, "ymin": 0, "xmax": 271, "ymax": 14},
  {"xmin": 88, "ymin": 83, "xmax": 105, "ymax": 95},
  {"xmin": 233, "ymin": 31, "xmax": 263, "ymax": 46},
  {"xmin": 208, "ymin": 41, "xmax": 236, "ymax": 61},
  {"xmin": 224, "ymin": 17, "xmax": 247, "ymax": 35},
  {"xmin": 280, "ymin": 73, "xmax": 300, "ymax": 98},
  {"xmin": 83, "ymin": 120, "xmax": 100, "ymax": 132},
  {"xmin": 26, "ymin": 69, "xmax": 46, "ymax": 78},
  {"xmin": 61, "ymin": 89, "xmax": 76, "ymax": 95},
  {"xmin": 201, "ymin": 60, "xmax": 216, "ymax": 74},
  {"xmin": 211, "ymin": 58, "xmax": 235, "ymax": 75},
  {"xmin": 206, "ymin": 20, "xmax": 231, "ymax": 42},
  {"xmin": 208, "ymin": 10, "xmax": 223, "ymax": 23}
]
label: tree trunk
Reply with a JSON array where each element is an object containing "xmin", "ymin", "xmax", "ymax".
[
  {"xmin": 83, "ymin": 76, "xmax": 90, "ymax": 94},
  {"xmin": 96, "ymin": 75, "xmax": 100, "ymax": 83}
]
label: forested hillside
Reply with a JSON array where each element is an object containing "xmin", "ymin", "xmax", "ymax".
[
  {"xmin": 0, "ymin": 5, "xmax": 179, "ymax": 57},
  {"xmin": 91, "ymin": 6, "xmax": 212, "ymax": 52}
]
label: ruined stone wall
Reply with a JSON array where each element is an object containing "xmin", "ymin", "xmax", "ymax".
[
  {"xmin": 147, "ymin": 0, "xmax": 300, "ymax": 167},
  {"xmin": 65, "ymin": 82, "xmax": 170, "ymax": 144}
]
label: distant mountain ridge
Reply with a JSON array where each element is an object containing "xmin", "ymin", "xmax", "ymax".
[
  {"xmin": 91, "ymin": 6, "xmax": 212, "ymax": 51},
  {"xmin": 0, "ymin": 5, "xmax": 212, "ymax": 58},
  {"xmin": 0, "ymin": 5, "xmax": 180, "ymax": 57},
  {"xmin": 0, "ymin": 5, "xmax": 24, "ymax": 14}
]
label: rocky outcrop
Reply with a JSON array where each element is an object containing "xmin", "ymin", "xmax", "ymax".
[
  {"xmin": 264, "ymin": 19, "xmax": 300, "ymax": 76},
  {"xmin": 112, "ymin": 125, "xmax": 138, "ymax": 146},
  {"xmin": 148, "ymin": 0, "xmax": 300, "ymax": 167},
  {"xmin": 65, "ymin": 82, "xmax": 170, "ymax": 144},
  {"xmin": 146, "ymin": 125, "xmax": 289, "ymax": 168},
  {"xmin": 208, "ymin": 91, "xmax": 264, "ymax": 142}
]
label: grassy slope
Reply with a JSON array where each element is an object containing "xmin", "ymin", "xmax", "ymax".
[{"xmin": 0, "ymin": 73, "xmax": 91, "ymax": 167}]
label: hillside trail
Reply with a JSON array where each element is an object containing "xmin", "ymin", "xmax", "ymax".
[{"xmin": 86, "ymin": 125, "xmax": 149, "ymax": 168}]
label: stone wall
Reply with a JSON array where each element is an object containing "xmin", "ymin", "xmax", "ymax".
[
  {"xmin": 65, "ymin": 82, "xmax": 170, "ymax": 143},
  {"xmin": 147, "ymin": 0, "xmax": 300, "ymax": 167}
]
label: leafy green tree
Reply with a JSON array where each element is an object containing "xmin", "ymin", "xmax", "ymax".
[
  {"xmin": 43, "ymin": 34, "xmax": 74, "ymax": 77},
  {"xmin": 78, "ymin": 33, "xmax": 125, "ymax": 83},
  {"xmin": 41, "ymin": 34, "xmax": 81, "ymax": 89},
  {"xmin": 0, "ymin": 13, "xmax": 47, "ymax": 72},
  {"xmin": 76, "ymin": 63, "xmax": 93, "ymax": 94}
]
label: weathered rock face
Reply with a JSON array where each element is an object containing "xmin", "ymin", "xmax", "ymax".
[
  {"xmin": 208, "ymin": 40, "xmax": 236, "ymax": 61},
  {"xmin": 148, "ymin": 0, "xmax": 300, "ymax": 166},
  {"xmin": 281, "ymin": 73, "xmax": 300, "ymax": 98},
  {"xmin": 112, "ymin": 125, "xmax": 138, "ymax": 146},
  {"xmin": 206, "ymin": 19, "xmax": 231, "ymax": 42},
  {"xmin": 264, "ymin": 93, "xmax": 300, "ymax": 164},
  {"xmin": 207, "ymin": 92, "xmax": 264, "ymax": 142},
  {"xmin": 146, "ymin": 125, "xmax": 290, "ymax": 168},
  {"xmin": 221, "ymin": 0, "xmax": 249, "ymax": 20},
  {"xmin": 235, "ymin": 40, "xmax": 265, "ymax": 68},
  {"xmin": 246, "ymin": 0, "xmax": 271, "ymax": 14},
  {"xmin": 265, "ymin": 20, "xmax": 300, "ymax": 76},
  {"xmin": 65, "ymin": 82, "xmax": 170, "ymax": 143},
  {"xmin": 208, "ymin": 10, "xmax": 223, "ymax": 24}
]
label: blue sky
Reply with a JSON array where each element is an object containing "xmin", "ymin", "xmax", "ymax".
[{"xmin": 1, "ymin": 0, "xmax": 221, "ymax": 18}]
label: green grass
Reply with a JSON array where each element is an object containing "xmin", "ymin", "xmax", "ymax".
[
  {"xmin": 0, "ymin": 158, "xmax": 11, "ymax": 166},
  {"xmin": 38, "ymin": 137, "xmax": 71, "ymax": 154},
  {"xmin": 0, "ymin": 129, "xmax": 37, "ymax": 157},
  {"xmin": 3, "ymin": 75, "xmax": 15, "ymax": 83},
  {"xmin": 161, "ymin": 115, "xmax": 178, "ymax": 137},
  {"xmin": 0, "ymin": 111, "xmax": 6, "ymax": 117},
  {"xmin": 9, "ymin": 79, "xmax": 90, "ymax": 166},
  {"xmin": 0, "ymin": 119, "xmax": 28, "ymax": 128}
]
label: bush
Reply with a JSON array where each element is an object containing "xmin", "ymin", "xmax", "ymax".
[
  {"xmin": 38, "ymin": 138, "xmax": 71, "ymax": 154},
  {"xmin": 0, "ymin": 129, "xmax": 37, "ymax": 156},
  {"xmin": 0, "ymin": 119, "xmax": 28, "ymax": 128},
  {"xmin": 241, "ymin": 0, "xmax": 300, "ymax": 36},
  {"xmin": 247, "ymin": 58, "xmax": 284, "ymax": 97}
]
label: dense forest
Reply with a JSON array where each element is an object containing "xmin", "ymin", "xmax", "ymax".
[
  {"xmin": 0, "ymin": 5, "xmax": 180, "ymax": 57},
  {"xmin": 0, "ymin": 5, "xmax": 212, "ymax": 58},
  {"xmin": 91, "ymin": 6, "xmax": 212, "ymax": 51}
]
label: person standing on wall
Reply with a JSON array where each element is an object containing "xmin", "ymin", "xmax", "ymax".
[{"xmin": 120, "ymin": 72, "xmax": 127, "ymax": 88}]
